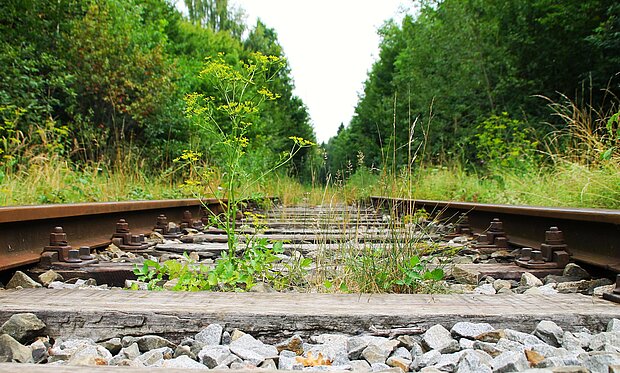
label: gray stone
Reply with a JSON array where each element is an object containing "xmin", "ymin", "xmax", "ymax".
[
  {"xmin": 525, "ymin": 287, "xmax": 543, "ymax": 295},
  {"xmin": 230, "ymin": 329, "xmax": 245, "ymax": 341},
  {"xmin": 419, "ymin": 367, "xmax": 443, "ymax": 373},
  {"xmin": 249, "ymin": 282, "xmax": 276, "ymax": 293},
  {"xmin": 556, "ymin": 280, "xmax": 590, "ymax": 294},
  {"xmin": 0, "ymin": 313, "xmax": 46, "ymax": 344},
  {"xmin": 456, "ymin": 349, "xmax": 493, "ymax": 373},
  {"xmin": 451, "ymin": 322, "xmax": 495, "ymax": 339},
  {"xmin": 530, "ymin": 344, "xmax": 569, "ymax": 358},
  {"xmin": 562, "ymin": 332, "xmax": 585, "ymax": 352},
  {"xmin": 348, "ymin": 336, "xmax": 370, "ymax": 360},
  {"xmin": 391, "ymin": 347, "xmax": 412, "ymax": 361},
  {"xmin": 360, "ymin": 339, "xmax": 399, "ymax": 365},
  {"xmin": 230, "ymin": 345, "xmax": 264, "ymax": 366},
  {"xmin": 550, "ymin": 367, "xmax": 591, "ymax": 373},
  {"xmin": 99, "ymin": 337, "xmax": 122, "ymax": 355},
  {"xmin": 496, "ymin": 338, "xmax": 525, "ymax": 352},
  {"xmin": 589, "ymin": 332, "xmax": 620, "ymax": 351},
  {"xmin": 521, "ymin": 272, "xmax": 543, "ymax": 287},
  {"xmin": 220, "ymin": 353, "xmax": 241, "ymax": 367},
  {"xmin": 574, "ymin": 332, "xmax": 593, "ymax": 349},
  {"xmin": 6, "ymin": 271, "xmax": 42, "ymax": 289},
  {"xmin": 505, "ymin": 328, "xmax": 545, "ymax": 347},
  {"xmin": 476, "ymin": 330, "xmax": 507, "ymax": 343},
  {"xmin": 594, "ymin": 284, "xmax": 615, "ymax": 297},
  {"xmin": 473, "ymin": 341, "xmax": 504, "ymax": 357},
  {"xmin": 432, "ymin": 351, "xmax": 464, "ymax": 372},
  {"xmin": 492, "ymin": 350, "xmax": 530, "ymax": 373},
  {"xmin": 260, "ymin": 358, "xmax": 277, "ymax": 369},
  {"xmin": 276, "ymin": 334, "xmax": 304, "ymax": 355},
  {"xmin": 385, "ymin": 355, "xmax": 411, "ymax": 371},
  {"xmin": 198, "ymin": 345, "xmax": 231, "ymax": 368},
  {"xmin": 608, "ymin": 319, "xmax": 620, "ymax": 333},
  {"xmin": 278, "ymin": 354, "xmax": 304, "ymax": 370},
  {"xmin": 173, "ymin": 345, "xmax": 195, "ymax": 359},
  {"xmin": 67, "ymin": 344, "xmax": 113, "ymax": 366},
  {"xmin": 120, "ymin": 343, "xmax": 141, "ymax": 360},
  {"xmin": 162, "ymin": 355, "xmax": 208, "ymax": 369},
  {"xmin": 221, "ymin": 331, "xmax": 231, "ymax": 345},
  {"xmin": 38, "ymin": 270, "xmax": 64, "ymax": 287},
  {"xmin": 134, "ymin": 346, "xmax": 173, "ymax": 366},
  {"xmin": 582, "ymin": 351, "xmax": 620, "ymax": 373},
  {"xmin": 350, "ymin": 359, "xmax": 372, "ymax": 372},
  {"xmin": 309, "ymin": 333, "xmax": 350, "ymax": 365},
  {"xmin": 410, "ymin": 341, "xmax": 424, "ymax": 358},
  {"xmin": 370, "ymin": 362, "xmax": 392, "ymax": 372},
  {"xmin": 539, "ymin": 283, "xmax": 559, "ymax": 295},
  {"xmin": 563, "ymin": 263, "xmax": 590, "ymax": 280},
  {"xmin": 450, "ymin": 284, "xmax": 477, "ymax": 293},
  {"xmin": 460, "ymin": 338, "xmax": 476, "ymax": 350},
  {"xmin": 0, "ymin": 334, "xmax": 32, "ymax": 363},
  {"xmin": 411, "ymin": 350, "xmax": 441, "ymax": 370},
  {"xmin": 395, "ymin": 335, "xmax": 416, "ymax": 350},
  {"xmin": 493, "ymin": 279, "xmax": 512, "ymax": 292},
  {"xmin": 135, "ymin": 335, "xmax": 175, "ymax": 352},
  {"xmin": 474, "ymin": 283, "xmax": 497, "ymax": 295},
  {"xmin": 30, "ymin": 339, "xmax": 50, "ymax": 364},
  {"xmin": 534, "ymin": 320, "xmax": 564, "ymax": 347},
  {"xmin": 422, "ymin": 324, "xmax": 460, "ymax": 353},
  {"xmin": 229, "ymin": 333, "xmax": 278, "ymax": 359},
  {"xmin": 453, "ymin": 265, "xmax": 480, "ymax": 285},
  {"xmin": 195, "ymin": 324, "xmax": 223, "ymax": 346}
]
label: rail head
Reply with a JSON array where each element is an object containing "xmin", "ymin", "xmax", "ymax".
[
  {"xmin": 369, "ymin": 196, "xmax": 620, "ymax": 225},
  {"xmin": 0, "ymin": 199, "xmax": 226, "ymax": 224}
]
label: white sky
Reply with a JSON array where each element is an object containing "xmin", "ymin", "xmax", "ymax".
[{"xmin": 231, "ymin": 0, "xmax": 411, "ymax": 143}]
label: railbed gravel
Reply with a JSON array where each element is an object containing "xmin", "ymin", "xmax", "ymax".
[{"xmin": 0, "ymin": 313, "xmax": 619, "ymax": 372}]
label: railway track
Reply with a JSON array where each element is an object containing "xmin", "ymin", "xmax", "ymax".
[{"xmin": 0, "ymin": 197, "xmax": 619, "ymax": 371}]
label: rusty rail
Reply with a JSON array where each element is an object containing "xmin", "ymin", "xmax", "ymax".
[
  {"xmin": 0, "ymin": 199, "xmax": 225, "ymax": 271},
  {"xmin": 369, "ymin": 197, "xmax": 620, "ymax": 273}
]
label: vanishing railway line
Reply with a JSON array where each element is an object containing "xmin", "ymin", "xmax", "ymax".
[
  {"xmin": 0, "ymin": 196, "xmax": 618, "ymax": 276},
  {"xmin": 0, "ymin": 197, "xmax": 619, "ymax": 372}
]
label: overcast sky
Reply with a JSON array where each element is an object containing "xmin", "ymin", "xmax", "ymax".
[{"xmin": 230, "ymin": 0, "xmax": 411, "ymax": 143}]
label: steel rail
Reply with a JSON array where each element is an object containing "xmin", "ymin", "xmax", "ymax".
[
  {"xmin": 0, "ymin": 199, "xmax": 225, "ymax": 271},
  {"xmin": 369, "ymin": 196, "xmax": 620, "ymax": 273}
]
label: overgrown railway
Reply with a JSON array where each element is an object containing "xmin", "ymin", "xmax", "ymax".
[{"xmin": 0, "ymin": 197, "xmax": 619, "ymax": 372}]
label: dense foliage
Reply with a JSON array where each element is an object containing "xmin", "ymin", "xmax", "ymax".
[
  {"xmin": 325, "ymin": 0, "xmax": 620, "ymax": 173},
  {"xmin": 0, "ymin": 0, "xmax": 315, "ymax": 177}
]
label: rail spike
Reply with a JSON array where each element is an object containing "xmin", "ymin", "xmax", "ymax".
[
  {"xmin": 472, "ymin": 218, "xmax": 509, "ymax": 253},
  {"xmin": 515, "ymin": 226, "xmax": 571, "ymax": 270},
  {"xmin": 111, "ymin": 219, "xmax": 154, "ymax": 251},
  {"xmin": 40, "ymin": 227, "xmax": 98, "ymax": 268}
]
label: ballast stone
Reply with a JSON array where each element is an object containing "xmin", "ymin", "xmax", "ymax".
[
  {"xmin": 422, "ymin": 324, "xmax": 460, "ymax": 354},
  {"xmin": 534, "ymin": 320, "xmax": 565, "ymax": 347},
  {"xmin": 0, "ymin": 334, "xmax": 32, "ymax": 363},
  {"xmin": 162, "ymin": 354, "xmax": 208, "ymax": 369},
  {"xmin": 451, "ymin": 322, "xmax": 495, "ymax": 339},
  {"xmin": 0, "ymin": 313, "xmax": 46, "ymax": 344},
  {"xmin": 6, "ymin": 271, "xmax": 41, "ymax": 289}
]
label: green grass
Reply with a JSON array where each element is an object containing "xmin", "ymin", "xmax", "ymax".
[{"xmin": 2, "ymin": 158, "xmax": 618, "ymax": 209}]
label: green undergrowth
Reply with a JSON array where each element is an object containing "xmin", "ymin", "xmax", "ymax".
[{"xmin": 1, "ymin": 159, "xmax": 618, "ymax": 209}]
